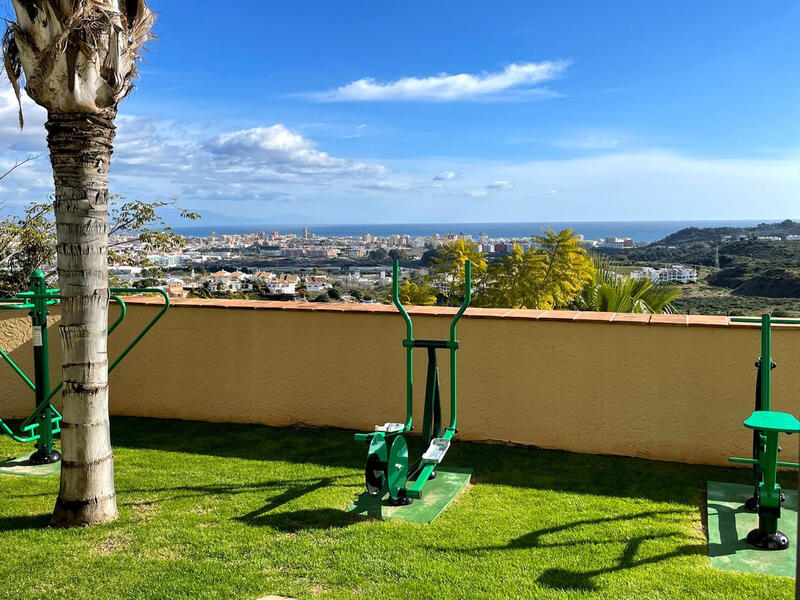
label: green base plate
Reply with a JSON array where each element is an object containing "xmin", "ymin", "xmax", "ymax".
[
  {"xmin": 706, "ymin": 481, "xmax": 797, "ymax": 577},
  {"xmin": 0, "ymin": 452, "xmax": 60, "ymax": 477},
  {"xmin": 345, "ymin": 466, "xmax": 472, "ymax": 523}
]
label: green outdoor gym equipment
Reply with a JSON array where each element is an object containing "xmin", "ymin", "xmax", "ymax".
[
  {"xmin": 0, "ymin": 270, "xmax": 170, "ymax": 465},
  {"xmin": 354, "ymin": 260, "xmax": 472, "ymax": 505},
  {"xmin": 728, "ymin": 314, "xmax": 800, "ymax": 550}
]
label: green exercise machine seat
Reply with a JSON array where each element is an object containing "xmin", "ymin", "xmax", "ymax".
[{"xmin": 744, "ymin": 411, "xmax": 800, "ymax": 434}]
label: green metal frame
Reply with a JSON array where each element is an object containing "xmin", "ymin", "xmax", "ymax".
[
  {"xmin": 0, "ymin": 271, "xmax": 170, "ymax": 464},
  {"xmin": 728, "ymin": 314, "xmax": 800, "ymax": 549},
  {"xmin": 355, "ymin": 260, "xmax": 472, "ymax": 503}
]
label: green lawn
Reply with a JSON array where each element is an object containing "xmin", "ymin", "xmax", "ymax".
[{"xmin": 0, "ymin": 418, "xmax": 794, "ymax": 600}]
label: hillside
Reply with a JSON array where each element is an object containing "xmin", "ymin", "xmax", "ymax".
[
  {"xmin": 597, "ymin": 220, "xmax": 800, "ymax": 315},
  {"xmin": 657, "ymin": 219, "xmax": 800, "ymax": 246}
]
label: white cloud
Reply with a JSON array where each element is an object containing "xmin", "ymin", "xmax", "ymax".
[
  {"xmin": 2, "ymin": 87, "xmax": 800, "ymax": 223},
  {"xmin": 306, "ymin": 61, "xmax": 568, "ymax": 102},
  {"xmin": 204, "ymin": 125, "xmax": 386, "ymax": 178},
  {"xmin": 0, "ymin": 88, "xmax": 391, "ymax": 210},
  {"xmin": 486, "ymin": 180, "xmax": 513, "ymax": 190}
]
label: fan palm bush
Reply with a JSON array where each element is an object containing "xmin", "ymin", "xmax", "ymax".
[{"xmin": 577, "ymin": 256, "xmax": 681, "ymax": 314}]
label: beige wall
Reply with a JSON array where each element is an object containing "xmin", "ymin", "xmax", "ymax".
[{"xmin": 0, "ymin": 299, "xmax": 797, "ymax": 467}]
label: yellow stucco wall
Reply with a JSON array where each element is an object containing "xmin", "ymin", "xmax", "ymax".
[{"xmin": 0, "ymin": 300, "xmax": 797, "ymax": 466}]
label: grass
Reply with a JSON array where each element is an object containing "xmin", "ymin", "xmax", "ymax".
[{"xmin": 0, "ymin": 417, "xmax": 794, "ymax": 600}]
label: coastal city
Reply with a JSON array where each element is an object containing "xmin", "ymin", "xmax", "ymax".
[{"xmin": 106, "ymin": 227, "xmax": 699, "ymax": 301}]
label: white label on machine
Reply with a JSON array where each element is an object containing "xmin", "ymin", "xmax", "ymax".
[
  {"xmin": 422, "ymin": 438, "xmax": 450, "ymax": 463},
  {"xmin": 375, "ymin": 422, "xmax": 404, "ymax": 433},
  {"xmin": 32, "ymin": 326, "xmax": 43, "ymax": 347}
]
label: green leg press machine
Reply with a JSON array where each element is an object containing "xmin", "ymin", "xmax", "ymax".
[
  {"xmin": 0, "ymin": 270, "xmax": 169, "ymax": 466},
  {"xmin": 354, "ymin": 260, "xmax": 472, "ymax": 505},
  {"xmin": 729, "ymin": 314, "xmax": 800, "ymax": 550}
]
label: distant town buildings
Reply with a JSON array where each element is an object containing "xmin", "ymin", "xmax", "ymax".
[{"xmin": 106, "ymin": 225, "xmax": 647, "ymax": 300}]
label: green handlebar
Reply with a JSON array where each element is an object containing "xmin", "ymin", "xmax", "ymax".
[
  {"xmin": 108, "ymin": 288, "xmax": 170, "ymax": 373},
  {"xmin": 731, "ymin": 316, "xmax": 800, "ymax": 325},
  {"xmin": 392, "ymin": 261, "xmax": 414, "ymax": 430},
  {"xmin": 108, "ymin": 295, "xmax": 127, "ymax": 336},
  {"xmin": 19, "ymin": 287, "xmax": 170, "ymax": 430},
  {"xmin": 450, "ymin": 261, "xmax": 472, "ymax": 341},
  {"xmin": 391, "ymin": 261, "xmax": 413, "ymax": 339},
  {"xmin": 729, "ymin": 456, "xmax": 800, "ymax": 469}
]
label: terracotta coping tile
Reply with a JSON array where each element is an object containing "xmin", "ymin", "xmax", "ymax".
[
  {"xmin": 686, "ymin": 315, "xmax": 730, "ymax": 328},
  {"xmin": 573, "ymin": 311, "xmax": 616, "ymax": 323},
  {"xmin": 117, "ymin": 297, "xmax": 800, "ymax": 330},
  {"xmin": 649, "ymin": 313, "xmax": 689, "ymax": 326},
  {"xmin": 348, "ymin": 303, "xmax": 398, "ymax": 313},
  {"xmin": 610, "ymin": 313, "xmax": 651, "ymax": 324},
  {"xmin": 501, "ymin": 309, "xmax": 546, "ymax": 320},
  {"xmin": 285, "ymin": 303, "xmax": 323, "ymax": 310},
  {"xmin": 405, "ymin": 306, "xmax": 453, "ymax": 316},
  {"xmin": 538, "ymin": 310, "xmax": 580, "ymax": 322},
  {"xmin": 301, "ymin": 303, "xmax": 352, "ymax": 312},
  {"xmin": 463, "ymin": 308, "xmax": 514, "ymax": 318}
]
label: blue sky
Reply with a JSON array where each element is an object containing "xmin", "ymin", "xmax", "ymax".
[{"xmin": 1, "ymin": 1, "xmax": 799, "ymax": 224}]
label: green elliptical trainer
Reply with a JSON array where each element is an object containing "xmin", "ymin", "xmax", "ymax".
[
  {"xmin": 728, "ymin": 314, "xmax": 800, "ymax": 550},
  {"xmin": 354, "ymin": 259, "xmax": 472, "ymax": 505},
  {"xmin": 0, "ymin": 271, "xmax": 170, "ymax": 466}
]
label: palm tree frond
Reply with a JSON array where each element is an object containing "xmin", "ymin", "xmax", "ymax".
[
  {"xmin": 5, "ymin": 0, "xmax": 155, "ymax": 121},
  {"xmin": 578, "ymin": 254, "xmax": 681, "ymax": 314}
]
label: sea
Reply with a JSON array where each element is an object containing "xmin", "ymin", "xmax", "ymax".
[{"xmin": 172, "ymin": 220, "xmax": 777, "ymax": 244}]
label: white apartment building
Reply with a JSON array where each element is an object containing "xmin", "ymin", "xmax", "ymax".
[
  {"xmin": 631, "ymin": 265, "xmax": 698, "ymax": 284},
  {"xmin": 146, "ymin": 254, "xmax": 183, "ymax": 267},
  {"xmin": 267, "ymin": 274, "xmax": 298, "ymax": 295},
  {"xmin": 599, "ymin": 237, "xmax": 634, "ymax": 249},
  {"xmin": 109, "ymin": 265, "xmax": 143, "ymax": 282},
  {"xmin": 306, "ymin": 276, "xmax": 330, "ymax": 293}
]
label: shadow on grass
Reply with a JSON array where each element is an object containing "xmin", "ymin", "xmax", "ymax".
[
  {"xmin": 528, "ymin": 513, "xmax": 705, "ymax": 592},
  {"xmin": 244, "ymin": 508, "xmax": 368, "ymax": 532},
  {"xmin": 434, "ymin": 509, "xmax": 704, "ymax": 592},
  {"xmin": 235, "ymin": 476, "xmax": 341, "ymax": 524},
  {"xmin": 537, "ymin": 537, "xmax": 703, "ymax": 592},
  {"xmin": 0, "ymin": 513, "xmax": 51, "ymax": 532},
  {"xmin": 114, "ymin": 475, "xmax": 361, "ymax": 526},
  {"xmin": 487, "ymin": 509, "xmax": 693, "ymax": 550}
]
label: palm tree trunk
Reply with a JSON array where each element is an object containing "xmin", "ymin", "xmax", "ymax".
[{"xmin": 46, "ymin": 110, "xmax": 118, "ymax": 527}]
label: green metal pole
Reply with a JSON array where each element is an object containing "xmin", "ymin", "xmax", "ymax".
[
  {"xmin": 447, "ymin": 260, "xmax": 472, "ymax": 434},
  {"xmin": 392, "ymin": 261, "xmax": 414, "ymax": 431},
  {"xmin": 761, "ymin": 314, "xmax": 771, "ymax": 412},
  {"xmin": 759, "ymin": 430, "xmax": 781, "ymax": 535},
  {"xmin": 28, "ymin": 270, "xmax": 59, "ymax": 464}
]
